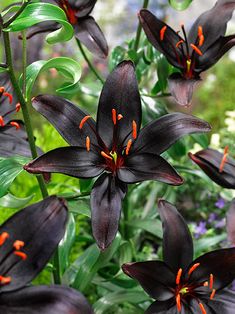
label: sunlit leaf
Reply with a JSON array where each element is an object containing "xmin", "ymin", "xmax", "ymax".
[
  {"xmin": 169, "ymin": 0, "xmax": 193, "ymax": 10},
  {"xmin": 126, "ymin": 219, "xmax": 163, "ymax": 239},
  {"xmin": 0, "ymin": 193, "xmax": 34, "ymax": 208}
]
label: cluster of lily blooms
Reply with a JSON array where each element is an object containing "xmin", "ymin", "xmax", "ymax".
[{"xmin": 0, "ymin": 0, "xmax": 235, "ymax": 313}]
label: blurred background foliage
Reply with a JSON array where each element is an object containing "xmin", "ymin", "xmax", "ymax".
[{"xmin": 1, "ymin": 0, "xmax": 235, "ymax": 312}]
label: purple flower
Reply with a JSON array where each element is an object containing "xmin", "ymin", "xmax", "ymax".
[
  {"xmin": 215, "ymin": 198, "xmax": 225, "ymax": 209},
  {"xmin": 194, "ymin": 221, "xmax": 207, "ymax": 239},
  {"xmin": 208, "ymin": 213, "xmax": 218, "ymax": 223}
]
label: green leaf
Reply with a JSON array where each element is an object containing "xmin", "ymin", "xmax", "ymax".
[
  {"xmin": 194, "ymin": 234, "xmax": 226, "ymax": 256},
  {"xmin": 126, "ymin": 219, "xmax": 163, "ymax": 239},
  {"xmin": 191, "ymin": 134, "xmax": 209, "ymax": 149},
  {"xmin": 0, "ymin": 157, "xmax": 29, "ymax": 198},
  {"xmin": 169, "ymin": 0, "xmax": 193, "ymax": 11},
  {"xmin": 68, "ymin": 199, "xmax": 91, "ymax": 218},
  {"xmin": 4, "ymin": 3, "xmax": 74, "ymax": 44},
  {"xmin": 93, "ymin": 291, "xmax": 150, "ymax": 314},
  {"xmin": 1, "ymin": 4, "xmax": 21, "ymax": 17},
  {"xmin": 0, "ymin": 193, "xmax": 34, "ymax": 208},
  {"xmin": 19, "ymin": 57, "xmax": 82, "ymax": 100}
]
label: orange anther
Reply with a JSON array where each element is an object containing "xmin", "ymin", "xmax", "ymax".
[
  {"xmin": 176, "ymin": 268, "xmax": 182, "ymax": 285},
  {"xmin": 10, "ymin": 122, "xmax": 20, "ymax": 130},
  {"xmin": 16, "ymin": 103, "xmax": 21, "ymax": 112},
  {"xmin": 0, "ymin": 86, "xmax": 5, "ymax": 94},
  {"xmin": 0, "ymin": 116, "xmax": 5, "ymax": 127},
  {"xmin": 219, "ymin": 146, "xmax": 229, "ymax": 173},
  {"xmin": 190, "ymin": 44, "xmax": 203, "ymax": 56},
  {"xmin": 209, "ymin": 274, "xmax": 214, "ymax": 290},
  {"xmin": 101, "ymin": 151, "xmax": 113, "ymax": 161},
  {"xmin": 199, "ymin": 302, "xmax": 207, "ymax": 314},
  {"xmin": 14, "ymin": 251, "xmax": 27, "ymax": 260},
  {"xmin": 112, "ymin": 109, "xmax": 117, "ymax": 125},
  {"xmin": 176, "ymin": 294, "xmax": 181, "ymax": 312},
  {"xmin": 210, "ymin": 289, "xmax": 216, "ymax": 300},
  {"xmin": 132, "ymin": 120, "xmax": 137, "ymax": 140},
  {"xmin": 0, "ymin": 232, "xmax": 9, "ymax": 246},
  {"xmin": 3, "ymin": 92, "xmax": 13, "ymax": 104},
  {"xmin": 199, "ymin": 35, "xmax": 205, "ymax": 47},
  {"xmin": 86, "ymin": 136, "xmax": 90, "ymax": 152},
  {"xmin": 198, "ymin": 26, "xmax": 203, "ymax": 37},
  {"xmin": 13, "ymin": 240, "xmax": 25, "ymax": 251},
  {"xmin": 126, "ymin": 139, "xmax": 132, "ymax": 155},
  {"xmin": 79, "ymin": 115, "xmax": 91, "ymax": 129},
  {"xmin": 176, "ymin": 40, "xmax": 184, "ymax": 48},
  {"xmin": 118, "ymin": 114, "xmax": 123, "ymax": 121},
  {"xmin": 203, "ymin": 281, "xmax": 208, "ymax": 287},
  {"xmin": 188, "ymin": 263, "xmax": 200, "ymax": 276},
  {"xmin": 0, "ymin": 276, "xmax": 11, "ymax": 285},
  {"xmin": 160, "ymin": 26, "xmax": 167, "ymax": 41}
]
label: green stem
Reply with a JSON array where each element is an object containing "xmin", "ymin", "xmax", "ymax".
[
  {"xmin": 134, "ymin": 0, "xmax": 149, "ymax": 52},
  {"xmin": 76, "ymin": 39, "xmax": 104, "ymax": 84}
]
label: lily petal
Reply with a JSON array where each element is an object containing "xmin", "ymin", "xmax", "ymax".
[
  {"xmin": 188, "ymin": 248, "xmax": 235, "ymax": 290},
  {"xmin": 132, "ymin": 113, "xmax": 211, "ymax": 155},
  {"xmin": 139, "ymin": 9, "xmax": 184, "ymax": 69},
  {"xmin": 91, "ymin": 173, "xmax": 127, "ymax": 250},
  {"xmin": 32, "ymin": 95, "xmax": 98, "ymax": 147},
  {"xmin": 205, "ymin": 289, "xmax": 235, "ymax": 314},
  {"xmin": 188, "ymin": 0, "xmax": 235, "ymax": 54},
  {"xmin": 0, "ymin": 285, "xmax": 93, "ymax": 314},
  {"xmin": 145, "ymin": 299, "xmax": 176, "ymax": 314},
  {"xmin": 189, "ymin": 148, "xmax": 235, "ymax": 189},
  {"xmin": 168, "ymin": 73, "xmax": 200, "ymax": 107},
  {"xmin": 24, "ymin": 147, "xmax": 104, "ymax": 179},
  {"xmin": 74, "ymin": 17, "xmax": 108, "ymax": 58},
  {"xmin": 226, "ymin": 199, "xmax": 235, "ymax": 245},
  {"xmin": 22, "ymin": 22, "xmax": 59, "ymax": 40},
  {"xmin": 189, "ymin": 298, "xmax": 214, "ymax": 314},
  {"xmin": 122, "ymin": 261, "xmax": 175, "ymax": 301},
  {"xmin": 118, "ymin": 153, "xmax": 183, "ymax": 185},
  {"xmin": 158, "ymin": 200, "xmax": 194, "ymax": 274},
  {"xmin": 96, "ymin": 61, "xmax": 142, "ymax": 150},
  {"xmin": 67, "ymin": 0, "xmax": 96, "ymax": 18},
  {"xmin": 0, "ymin": 196, "xmax": 67, "ymax": 292}
]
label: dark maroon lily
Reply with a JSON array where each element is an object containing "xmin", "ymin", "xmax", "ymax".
[
  {"xmin": 122, "ymin": 199, "xmax": 235, "ymax": 314},
  {"xmin": 189, "ymin": 147, "xmax": 235, "ymax": 189},
  {"xmin": 0, "ymin": 196, "xmax": 93, "ymax": 314},
  {"xmin": 24, "ymin": 0, "xmax": 108, "ymax": 58},
  {"xmin": 139, "ymin": 0, "xmax": 235, "ymax": 106},
  {"xmin": 23, "ymin": 61, "xmax": 210, "ymax": 250}
]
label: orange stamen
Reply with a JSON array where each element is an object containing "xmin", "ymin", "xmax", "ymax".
[
  {"xmin": 16, "ymin": 103, "xmax": 21, "ymax": 112},
  {"xmin": 14, "ymin": 251, "xmax": 27, "ymax": 260},
  {"xmin": 86, "ymin": 136, "xmax": 90, "ymax": 152},
  {"xmin": 176, "ymin": 268, "xmax": 182, "ymax": 285},
  {"xmin": 0, "ymin": 276, "xmax": 11, "ymax": 285},
  {"xmin": 160, "ymin": 26, "xmax": 167, "ymax": 41},
  {"xmin": 10, "ymin": 121, "xmax": 20, "ymax": 130},
  {"xmin": 176, "ymin": 294, "xmax": 181, "ymax": 312},
  {"xmin": 176, "ymin": 40, "xmax": 184, "ymax": 48},
  {"xmin": 199, "ymin": 303, "xmax": 207, "ymax": 314},
  {"xmin": 190, "ymin": 44, "xmax": 203, "ymax": 56},
  {"xmin": 132, "ymin": 120, "xmax": 137, "ymax": 139},
  {"xmin": 126, "ymin": 139, "xmax": 132, "ymax": 155},
  {"xmin": 219, "ymin": 145, "xmax": 229, "ymax": 173},
  {"xmin": 203, "ymin": 281, "xmax": 208, "ymax": 287},
  {"xmin": 3, "ymin": 92, "xmax": 13, "ymax": 104},
  {"xmin": 112, "ymin": 109, "xmax": 117, "ymax": 125},
  {"xmin": 118, "ymin": 114, "xmax": 123, "ymax": 121},
  {"xmin": 0, "ymin": 232, "xmax": 9, "ymax": 246},
  {"xmin": 0, "ymin": 116, "xmax": 5, "ymax": 127},
  {"xmin": 0, "ymin": 86, "xmax": 4, "ymax": 94},
  {"xmin": 199, "ymin": 35, "xmax": 205, "ymax": 47},
  {"xmin": 198, "ymin": 26, "xmax": 203, "ymax": 37},
  {"xmin": 210, "ymin": 289, "xmax": 216, "ymax": 300},
  {"xmin": 188, "ymin": 263, "xmax": 200, "ymax": 276},
  {"xmin": 79, "ymin": 115, "xmax": 91, "ymax": 129},
  {"xmin": 101, "ymin": 151, "xmax": 113, "ymax": 161},
  {"xmin": 209, "ymin": 274, "xmax": 214, "ymax": 290},
  {"xmin": 13, "ymin": 240, "xmax": 25, "ymax": 251}
]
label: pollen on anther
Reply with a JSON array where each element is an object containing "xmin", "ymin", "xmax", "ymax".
[
  {"xmin": 10, "ymin": 122, "xmax": 20, "ymax": 130},
  {"xmin": 198, "ymin": 26, "xmax": 203, "ymax": 37},
  {"xmin": 0, "ymin": 276, "xmax": 11, "ymax": 285},
  {"xmin": 219, "ymin": 145, "xmax": 229, "ymax": 173},
  {"xmin": 210, "ymin": 289, "xmax": 216, "ymax": 300},
  {"xmin": 118, "ymin": 114, "xmax": 123, "ymax": 121},
  {"xmin": 176, "ymin": 40, "xmax": 184, "ymax": 48},
  {"xmin": 112, "ymin": 109, "xmax": 117, "ymax": 125},
  {"xmin": 209, "ymin": 274, "xmax": 214, "ymax": 290},
  {"xmin": 126, "ymin": 139, "xmax": 132, "ymax": 155},
  {"xmin": 203, "ymin": 281, "xmax": 208, "ymax": 287},
  {"xmin": 176, "ymin": 268, "xmax": 182, "ymax": 285},
  {"xmin": 79, "ymin": 115, "xmax": 91, "ymax": 129},
  {"xmin": 16, "ymin": 103, "xmax": 21, "ymax": 112},
  {"xmin": 101, "ymin": 151, "xmax": 113, "ymax": 161},
  {"xmin": 13, "ymin": 240, "xmax": 25, "ymax": 251},
  {"xmin": 188, "ymin": 263, "xmax": 200, "ymax": 276},
  {"xmin": 14, "ymin": 251, "xmax": 27, "ymax": 260},
  {"xmin": 160, "ymin": 26, "xmax": 167, "ymax": 41},
  {"xmin": 190, "ymin": 44, "xmax": 203, "ymax": 56},
  {"xmin": 86, "ymin": 136, "xmax": 90, "ymax": 152},
  {"xmin": 0, "ymin": 116, "xmax": 5, "ymax": 127},
  {"xmin": 132, "ymin": 120, "xmax": 137, "ymax": 139},
  {"xmin": 199, "ymin": 35, "xmax": 205, "ymax": 47},
  {"xmin": 0, "ymin": 86, "xmax": 5, "ymax": 94},
  {"xmin": 176, "ymin": 294, "xmax": 181, "ymax": 312},
  {"xmin": 0, "ymin": 232, "xmax": 9, "ymax": 246},
  {"xmin": 3, "ymin": 92, "xmax": 13, "ymax": 104},
  {"xmin": 199, "ymin": 303, "xmax": 207, "ymax": 314}
]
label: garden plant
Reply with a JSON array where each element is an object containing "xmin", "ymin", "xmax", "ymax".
[{"xmin": 0, "ymin": 0, "xmax": 235, "ymax": 313}]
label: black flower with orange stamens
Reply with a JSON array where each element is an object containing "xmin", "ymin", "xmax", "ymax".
[
  {"xmin": 189, "ymin": 147, "xmax": 235, "ymax": 189},
  {"xmin": 0, "ymin": 196, "xmax": 93, "ymax": 314},
  {"xmin": 23, "ymin": 61, "xmax": 210, "ymax": 250},
  {"xmin": 139, "ymin": 0, "xmax": 235, "ymax": 106},
  {"xmin": 122, "ymin": 200, "xmax": 235, "ymax": 314},
  {"xmin": 23, "ymin": 0, "xmax": 108, "ymax": 58}
]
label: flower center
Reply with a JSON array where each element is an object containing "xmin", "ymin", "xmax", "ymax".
[
  {"xmin": 0, "ymin": 231, "xmax": 27, "ymax": 287},
  {"xmin": 174, "ymin": 263, "xmax": 216, "ymax": 314},
  {"xmin": 59, "ymin": 0, "xmax": 77, "ymax": 25}
]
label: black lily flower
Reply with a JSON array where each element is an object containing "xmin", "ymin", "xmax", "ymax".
[
  {"xmin": 24, "ymin": 0, "xmax": 108, "ymax": 58},
  {"xmin": 139, "ymin": 0, "xmax": 235, "ymax": 106},
  {"xmin": 0, "ymin": 195, "xmax": 93, "ymax": 313},
  {"xmin": 189, "ymin": 147, "xmax": 235, "ymax": 189},
  {"xmin": 122, "ymin": 199, "xmax": 235, "ymax": 314},
  {"xmin": 23, "ymin": 61, "xmax": 210, "ymax": 250}
]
